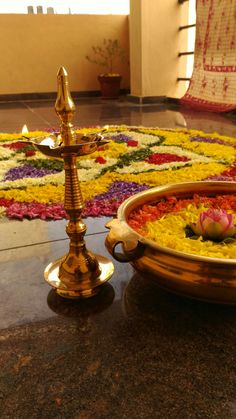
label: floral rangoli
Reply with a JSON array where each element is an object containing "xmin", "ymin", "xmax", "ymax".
[{"xmin": 0, "ymin": 126, "xmax": 235, "ymax": 221}]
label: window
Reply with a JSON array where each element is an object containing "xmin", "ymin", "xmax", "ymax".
[
  {"xmin": 186, "ymin": 0, "xmax": 196, "ymax": 78},
  {"xmin": 0, "ymin": 0, "xmax": 130, "ymax": 15}
]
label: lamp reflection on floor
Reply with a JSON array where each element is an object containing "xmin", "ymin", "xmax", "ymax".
[{"xmin": 47, "ymin": 283, "xmax": 115, "ymax": 320}]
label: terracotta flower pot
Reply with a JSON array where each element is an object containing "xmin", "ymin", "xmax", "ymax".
[{"xmin": 97, "ymin": 74, "xmax": 122, "ymax": 99}]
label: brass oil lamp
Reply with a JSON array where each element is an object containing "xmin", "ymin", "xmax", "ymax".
[{"xmin": 26, "ymin": 67, "xmax": 114, "ymax": 298}]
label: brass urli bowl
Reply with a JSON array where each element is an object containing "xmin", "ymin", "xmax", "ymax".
[{"xmin": 105, "ymin": 181, "xmax": 236, "ymax": 304}]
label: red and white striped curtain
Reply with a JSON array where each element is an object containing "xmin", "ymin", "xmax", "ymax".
[{"xmin": 181, "ymin": 0, "xmax": 236, "ymax": 112}]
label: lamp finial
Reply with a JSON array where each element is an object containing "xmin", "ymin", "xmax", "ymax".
[{"xmin": 55, "ymin": 66, "xmax": 75, "ymax": 145}]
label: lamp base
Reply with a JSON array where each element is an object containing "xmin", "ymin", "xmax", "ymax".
[{"xmin": 44, "ymin": 254, "xmax": 114, "ymax": 299}]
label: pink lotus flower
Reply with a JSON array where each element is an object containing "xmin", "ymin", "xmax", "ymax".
[{"xmin": 191, "ymin": 208, "xmax": 236, "ymax": 241}]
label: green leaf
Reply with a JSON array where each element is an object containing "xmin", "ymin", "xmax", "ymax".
[{"xmin": 17, "ymin": 158, "xmax": 63, "ymax": 171}]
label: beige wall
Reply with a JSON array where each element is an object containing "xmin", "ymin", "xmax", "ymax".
[
  {"xmin": 0, "ymin": 14, "xmax": 130, "ymax": 94},
  {"xmin": 129, "ymin": 0, "xmax": 189, "ymax": 99},
  {"xmin": 0, "ymin": 5, "xmax": 189, "ymax": 99}
]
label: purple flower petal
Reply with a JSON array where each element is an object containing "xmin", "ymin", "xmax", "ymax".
[
  {"xmin": 104, "ymin": 134, "xmax": 131, "ymax": 142},
  {"xmin": 93, "ymin": 181, "xmax": 149, "ymax": 201},
  {"xmin": 4, "ymin": 165, "xmax": 58, "ymax": 181},
  {"xmin": 190, "ymin": 135, "xmax": 235, "ymax": 147}
]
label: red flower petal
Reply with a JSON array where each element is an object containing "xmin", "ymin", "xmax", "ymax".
[
  {"xmin": 25, "ymin": 150, "xmax": 36, "ymax": 157},
  {"xmin": 146, "ymin": 153, "xmax": 189, "ymax": 165},
  {"xmin": 95, "ymin": 156, "xmax": 107, "ymax": 164},
  {"xmin": 127, "ymin": 140, "xmax": 138, "ymax": 147}
]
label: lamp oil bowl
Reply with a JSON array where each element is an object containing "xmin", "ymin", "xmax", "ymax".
[
  {"xmin": 25, "ymin": 131, "xmax": 107, "ymax": 158},
  {"xmin": 27, "ymin": 67, "xmax": 114, "ymax": 299},
  {"xmin": 105, "ymin": 181, "xmax": 236, "ymax": 304}
]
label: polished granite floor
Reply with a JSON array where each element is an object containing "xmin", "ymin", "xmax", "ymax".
[
  {"xmin": 1, "ymin": 96, "xmax": 236, "ymax": 137},
  {"xmin": 1, "ymin": 97, "xmax": 236, "ymax": 418}
]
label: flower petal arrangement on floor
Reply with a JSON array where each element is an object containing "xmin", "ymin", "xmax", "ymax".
[{"xmin": 0, "ymin": 126, "xmax": 235, "ymax": 221}]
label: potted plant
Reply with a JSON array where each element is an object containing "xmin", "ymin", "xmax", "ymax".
[{"xmin": 85, "ymin": 39, "xmax": 126, "ymax": 99}]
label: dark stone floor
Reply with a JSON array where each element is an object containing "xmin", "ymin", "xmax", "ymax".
[
  {"xmin": 1, "ymin": 96, "xmax": 236, "ymax": 418},
  {"xmin": 0, "ymin": 96, "xmax": 236, "ymax": 136}
]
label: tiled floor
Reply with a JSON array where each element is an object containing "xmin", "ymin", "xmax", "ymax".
[
  {"xmin": 1, "ymin": 96, "xmax": 236, "ymax": 136},
  {"xmin": 1, "ymin": 97, "xmax": 236, "ymax": 418}
]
